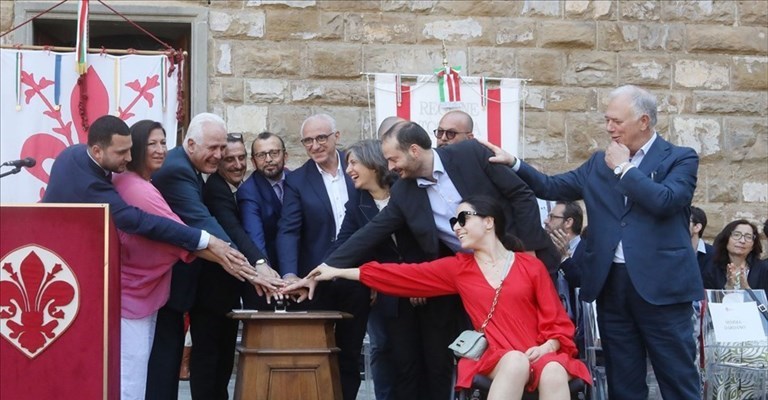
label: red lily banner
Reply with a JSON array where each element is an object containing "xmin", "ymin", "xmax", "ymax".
[
  {"xmin": 0, "ymin": 204, "xmax": 120, "ymax": 400},
  {"xmin": 0, "ymin": 49, "xmax": 181, "ymax": 203}
]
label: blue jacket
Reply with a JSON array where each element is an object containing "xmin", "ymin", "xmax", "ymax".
[
  {"xmin": 517, "ymin": 136, "xmax": 703, "ymax": 304},
  {"xmin": 237, "ymin": 170, "xmax": 286, "ymax": 269}
]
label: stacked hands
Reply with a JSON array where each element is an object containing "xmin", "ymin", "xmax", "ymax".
[{"xmin": 726, "ymin": 262, "xmax": 750, "ymax": 290}]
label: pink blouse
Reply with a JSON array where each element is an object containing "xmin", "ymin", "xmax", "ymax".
[{"xmin": 113, "ymin": 171, "xmax": 195, "ymax": 318}]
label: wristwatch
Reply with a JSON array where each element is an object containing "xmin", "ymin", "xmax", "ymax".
[{"xmin": 613, "ymin": 162, "xmax": 629, "ymax": 177}]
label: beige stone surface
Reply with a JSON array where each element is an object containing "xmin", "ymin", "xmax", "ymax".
[
  {"xmin": 686, "ymin": 25, "xmax": 768, "ymax": 54},
  {"xmin": 639, "ymin": 23, "xmax": 685, "ymax": 51},
  {"xmin": 546, "ymin": 88, "xmax": 597, "ymax": 112},
  {"xmin": 661, "ymin": 1, "xmax": 736, "ymax": 24},
  {"xmin": 564, "ymin": 51, "xmax": 617, "ymax": 87},
  {"xmin": 317, "ymin": 1, "xmax": 381, "ymax": 12},
  {"xmin": 433, "ymin": 1, "xmax": 524, "ymax": 17},
  {"xmin": 565, "ymin": 0, "xmax": 615, "ymax": 20},
  {"xmin": 307, "ymin": 44, "xmax": 362, "ymax": 79},
  {"xmin": 264, "ymin": 9, "xmax": 343, "ymax": 41},
  {"xmin": 724, "ymin": 117, "xmax": 768, "ymax": 162},
  {"xmin": 538, "ymin": 21, "xmax": 596, "ymax": 49},
  {"xmin": 221, "ymin": 78, "xmax": 244, "ymax": 102},
  {"xmin": 517, "ymin": 49, "xmax": 564, "ymax": 85},
  {"xmin": 0, "ymin": 0, "xmax": 13, "ymax": 33},
  {"xmin": 345, "ymin": 13, "xmax": 417, "ymax": 44},
  {"xmin": 290, "ymin": 80, "xmax": 368, "ymax": 106},
  {"xmin": 564, "ymin": 112, "xmax": 609, "ymax": 161},
  {"xmin": 210, "ymin": 9, "xmax": 265, "ymax": 38},
  {"xmin": 231, "ymin": 41, "xmax": 303, "ymax": 77},
  {"xmin": 694, "ymin": 91, "xmax": 768, "ymax": 115},
  {"xmin": 738, "ymin": 1, "xmax": 768, "ymax": 26},
  {"xmin": 361, "ymin": 45, "xmax": 467, "ymax": 74},
  {"xmin": 619, "ymin": 1, "xmax": 661, "ymax": 21},
  {"xmin": 670, "ymin": 116, "xmax": 722, "ymax": 160},
  {"xmin": 674, "ymin": 59, "xmax": 729, "ymax": 90},
  {"xmin": 419, "ymin": 16, "xmax": 488, "ymax": 44},
  {"xmin": 521, "ymin": 0, "xmax": 561, "ymax": 17},
  {"xmin": 245, "ymin": 79, "xmax": 288, "ymax": 103},
  {"xmin": 467, "ymin": 47, "xmax": 516, "ymax": 77},
  {"xmin": 520, "ymin": 112, "xmax": 566, "ymax": 160},
  {"xmin": 732, "ymin": 56, "xmax": 768, "ymax": 90},
  {"xmin": 619, "ymin": 54, "xmax": 671, "ymax": 87},
  {"xmin": 495, "ymin": 19, "xmax": 536, "ymax": 46},
  {"xmin": 226, "ymin": 105, "xmax": 268, "ymax": 135},
  {"xmin": 598, "ymin": 22, "xmax": 639, "ymax": 51}
]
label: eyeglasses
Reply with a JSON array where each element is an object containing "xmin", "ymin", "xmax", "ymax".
[
  {"xmin": 450, "ymin": 211, "xmax": 481, "ymax": 228},
  {"xmin": 730, "ymin": 231, "xmax": 755, "ymax": 242},
  {"xmin": 227, "ymin": 133, "xmax": 244, "ymax": 143},
  {"xmin": 300, "ymin": 132, "xmax": 335, "ymax": 147},
  {"xmin": 547, "ymin": 214, "xmax": 566, "ymax": 220},
  {"xmin": 253, "ymin": 149, "xmax": 284, "ymax": 160},
  {"xmin": 433, "ymin": 129, "xmax": 471, "ymax": 140}
]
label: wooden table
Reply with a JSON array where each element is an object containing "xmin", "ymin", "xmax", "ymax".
[{"xmin": 229, "ymin": 311, "xmax": 351, "ymax": 400}]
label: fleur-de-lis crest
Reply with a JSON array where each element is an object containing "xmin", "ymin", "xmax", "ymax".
[{"xmin": 1, "ymin": 246, "xmax": 79, "ymax": 358}]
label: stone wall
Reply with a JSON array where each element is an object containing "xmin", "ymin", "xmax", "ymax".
[{"xmin": 3, "ymin": 0, "xmax": 767, "ymax": 242}]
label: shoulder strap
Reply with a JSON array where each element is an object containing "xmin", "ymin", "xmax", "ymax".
[
  {"xmin": 479, "ymin": 251, "xmax": 514, "ymax": 333},
  {"xmin": 745, "ymin": 288, "xmax": 768, "ymax": 322}
]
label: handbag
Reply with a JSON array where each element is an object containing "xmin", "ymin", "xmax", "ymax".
[{"xmin": 448, "ymin": 251, "xmax": 513, "ymax": 361}]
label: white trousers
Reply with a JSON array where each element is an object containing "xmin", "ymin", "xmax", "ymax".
[{"xmin": 120, "ymin": 313, "xmax": 157, "ymax": 400}]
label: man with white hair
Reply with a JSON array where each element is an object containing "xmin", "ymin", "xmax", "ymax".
[
  {"xmin": 483, "ymin": 85, "xmax": 702, "ymax": 400},
  {"xmin": 146, "ymin": 113, "xmax": 276, "ymax": 400}
]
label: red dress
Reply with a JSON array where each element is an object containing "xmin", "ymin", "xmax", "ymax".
[{"xmin": 359, "ymin": 252, "xmax": 591, "ymax": 391}]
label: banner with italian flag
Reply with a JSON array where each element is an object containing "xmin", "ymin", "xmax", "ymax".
[{"xmin": 373, "ymin": 73, "xmax": 522, "ymax": 156}]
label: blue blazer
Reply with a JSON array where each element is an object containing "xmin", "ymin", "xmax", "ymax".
[
  {"xmin": 517, "ymin": 135, "xmax": 703, "ymax": 304},
  {"xmin": 42, "ymin": 144, "xmax": 201, "ymax": 251},
  {"xmin": 275, "ymin": 152, "xmax": 359, "ymax": 277},
  {"xmin": 237, "ymin": 171, "xmax": 286, "ymax": 269},
  {"xmin": 151, "ymin": 146, "xmax": 234, "ymax": 311}
]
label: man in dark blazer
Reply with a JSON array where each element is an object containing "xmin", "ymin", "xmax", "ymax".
[
  {"xmin": 275, "ymin": 113, "xmax": 367, "ymax": 400},
  {"xmin": 484, "ymin": 85, "xmax": 702, "ymax": 400},
  {"xmin": 146, "ymin": 114, "xmax": 265, "ymax": 400},
  {"xmin": 197, "ymin": 133, "xmax": 280, "ymax": 399},
  {"xmin": 42, "ymin": 114, "xmax": 242, "ymax": 267},
  {"xmin": 690, "ymin": 205, "xmax": 714, "ymax": 275}
]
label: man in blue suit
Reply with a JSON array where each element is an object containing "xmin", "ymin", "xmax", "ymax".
[
  {"xmin": 43, "ymin": 114, "xmax": 245, "ymax": 270},
  {"xmin": 275, "ymin": 113, "xmax": 368, "ymax": 400},
  {"xmin": 484, "ymin": 85, "xmax": 702, "ymax": 399}
]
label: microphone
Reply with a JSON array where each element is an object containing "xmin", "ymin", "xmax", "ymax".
[{"xmin": 1, "ymin": 157, "xmax": 36, "ymax": 168}]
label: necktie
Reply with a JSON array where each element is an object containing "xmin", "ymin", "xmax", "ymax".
[{"xmin": 273, "ymin": 182, "xmax": 283, "ymax": 202}]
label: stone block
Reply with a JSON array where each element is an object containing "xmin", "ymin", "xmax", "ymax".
[
  {"xmin": 694, "ymin": 91, "xmax": 767, "ymax": 115},
  {"xmin": 732, "ymin": 56, "xmax": 768, "ymax": 90},
  {"xmin": 247, "ymin": 0, "xmax": 316, "ymax": 8},
  {"xmin": 670, "ymin": 116, "xmax": 722, "ymax": 159},
  {"xmin": 208, "ymin": 78, "xmax": 223, "ymax": 103},
  {"xmin": 706, "ymin": 166, "xmax": 740, "ymax": 203},
  {"xmin": 724, "ymin": 117, "xmax": 768, "ymax": 162},
  {"xmin": 620, "ymin": 1, "xmax": 661, "ymax": 21},
  {"xmin": 674, "ymin": 59, "xmax": 729, "ymax": 90},
  {"xmin": 468, "ymin": 47, "xmax": 517, "ymax": 77},
  {"xmin": 290, "ymin": 80, "xmax": 368, "ymax": 106},
  {"xmin": 743, "ymin": 182, "xmax": 768, "ymax": 203},
  {"xmin": 598, "ymin": 22, "xmax": 639, "ymax": 51},
  {"xmin": 211, "ymin": 0, "xmax": 247, "ymax": 9},
  {"xmin": 362, "ymin": 45, "xmax": 467, "ymax": 74},
  {"xmin": 216, "ymin": 41, "xmax": 232, "ymax": 75},
  {"xmin": 639, "ymin": 23, "xmax": 684, "ymax": 51},
  {"xmin": 232, "ymin": 42, "xmax": 302, "ymax": 77},
  {"xmin": 433, "ymin": 1, "xmax": 524, "ymax": 17},
  {"xmin": 419, "ymin": 17, "xmax": 487, "ymax": 44},
  {"xmin": 345, "ymin": 13, "xmax": 417, "ymax": 43},
  {"xmin": 495, "ymin": 19, "xmax": 536, "ymax": 46},
  {"xmin": 210, "ymin": 10, "xmax": 265, "ymax": 38},
  {"xmin": 546, "ymin": 88, "xmax": 598, "ymax": 112},
  {"xmin": 226, "ymin": 105, "xmax": 268, "ymax": 134},
  {"xmin": 221, "ymin": 78, "xmax": 244, "ymax": 102},
  {"xmin": 524, "ymin": 86, "xmax": 546, "ymax": 110},
  {"xmin": 264, "ymin": 9, "xmax": 343, "ymax": 40},
  {"xmin": 738, "ymin": 1, "xmax": 768, "ymax": 26},
  {"xmin": 564, "ymin": 0, "xmax": 615, "ymax": 19},
  {"xmin": 307, "ymin": 44, "xmax": 362, "ymax": 78},
  {"xmin": 0, "ymin": 0, "xmax": 13, "ymax": 32},
  {"xmin": 381, "ymin": 1, "xmax": 437, "ymax": 13},
  {"xmin": 521, "ymin": 112, "xmax": 566, "ymax": 160},
  {"xmin": 618, "ymin": 54, "xmax": 671, "ymax": 87},
  {"xmin": 565, "ymin": 112, "xmax": 610, "ymax": 161},
  {"xmin": 564, "ymin": 51, "xmax": 617, "ymax": 87},
  {"xmin": 310, "ymin": 106, "xmax": 368, "ymax": 144},
  {"xmin": 521, "ymin": 0, "xmax": 561, "ymax": 17},
  {"xmin": 317, "ymin": 1, "xmax": 380, "ymax": 11},
  {"xmin": 660, "ymin": 1, "xmax": 736, "ymax": 24},
  {"xmin": 245, "ymin": 79, "xmax": 288, "ymax": 103},
  {"xmin": 538, "ymin": 21, "xmax": 596, "ymax": 49},
  {"xmin": 687, "ymin": 25, "xmax": 768, "ymax": 54},
  {"xmin": 266, "ymin": 105, "xmax": 313, "ymax": 155},
  {"xmin": 654, "ymin": 91, "xmax": 693, "ymax": 115},
  {"xmin": 517, "ymin": 49, "xmax": 565, "ymax": 85}
]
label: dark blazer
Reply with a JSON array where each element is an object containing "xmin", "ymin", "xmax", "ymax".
[
  {"xmin": 697, "ymin": 242, "xmax": 715, "ymax": 277},
  {"xmin": 703, "ymin": 254, "xmax": 768, "ymax": 292},
  {"xmin": 275, "ymin": 152, "xmax": 359, "ymax": 277},
  {"xmin": 325, "ymin": 140, "xmax": 553, "ymax": 270},
  {"xmin": 561, "ymin": 238, "xmax": 586, "ymax": 288},
  {"xmin": 42, "ymin": 144, "xmax": 200, "ymax": 250},
  {"xmin": 517, "ymin": 135, "xmax": 703, "ymax": 305},
  {"xmin": 200, "ymin": 172, "xmax": 267, "ymax": 313},
  {"xmin": 151, "ymin": 146, "xmax": 234, "ymax": 311},
  {"xmin": 236, "ymin": 171, "xmax": 286, "ymax": 268}
]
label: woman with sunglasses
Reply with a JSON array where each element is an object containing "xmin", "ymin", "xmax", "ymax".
[
  {"xmin": 288, "ymin": 196, "xmax": 590, "ymax": 399},
  {"xmin": 703, "ymin": 219, "xmax": 768, "ymax": 291}
]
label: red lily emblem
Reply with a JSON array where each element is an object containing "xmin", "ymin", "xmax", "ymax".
[{"xmin": 0, "ymin": 246, "xmax": 80, "ymax": 358}]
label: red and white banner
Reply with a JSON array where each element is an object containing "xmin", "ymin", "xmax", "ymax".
[
  {"xmin": 0, "ymin": 49, "xmax": 180, "ymax": 203},
  {"xmin": 373, "ymin": 73, "xmax": 522, "ymax": 154}
]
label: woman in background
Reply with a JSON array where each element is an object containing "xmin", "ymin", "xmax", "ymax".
[{"xmin": 703, "ymin": 219, "xmax": 768, "ymax": 291}]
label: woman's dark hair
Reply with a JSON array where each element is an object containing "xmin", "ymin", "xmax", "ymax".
[
  {"xmin": 712, "ymin": 219, "xmax": 762, "ymax": 269},
  {"xmin": 127, "ymin": 120, "xmax": 165, "ymax": 176},
  {"xmin": 461, "ymin": 195, "xmax": 524, "ymax": 251},
  {"xmin": 345, "ymin": 139, "xmax": 397, "ymax": 189}
]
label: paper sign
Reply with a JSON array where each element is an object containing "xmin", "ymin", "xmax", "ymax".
[{"xmin": 709, "ymin": 302, "xmax": 767, "ymax": 343}]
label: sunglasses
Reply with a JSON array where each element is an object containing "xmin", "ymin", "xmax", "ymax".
[
  {"xmin": 450, "ymin": 211, "xmax": 481, "ymax": 227},
  {"xmin": 433, "ymin": 129, "xmax": 471, "ymax": 140}
]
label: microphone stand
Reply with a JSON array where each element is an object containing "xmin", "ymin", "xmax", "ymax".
[{"xmin": 0, "ymin": 166, "xmax": 22, "ymax": 179}]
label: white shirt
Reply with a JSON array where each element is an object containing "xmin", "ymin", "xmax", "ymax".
[
  {"xmin": 316, "ymin": 152, "xmax": 349, "ymax": 237},
  {"xmin": 697, "ymin": 238, "xmax": 707, "ymax": 255},
  {"xmin": 613, "ymin": 133, "xmax": 658, "ymax": 263},
  {"xmin": 416, "ymin": 150, "xmax": 464, "ymax": 253}
]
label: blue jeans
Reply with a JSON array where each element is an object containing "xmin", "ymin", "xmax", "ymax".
[{"xmin": 367, "ymin": 304, "xmax": 394, "ymax": 400}]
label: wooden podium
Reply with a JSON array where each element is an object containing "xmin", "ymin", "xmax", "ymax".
[{"xmin": 230, "ymin": 311, "xmax": 351, "ymax": 400}]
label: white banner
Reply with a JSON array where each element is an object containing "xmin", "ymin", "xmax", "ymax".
[
  {"xmin": 372, "ymin": 73, "xmax": 521, "ymax": 154},
  {"xmin": 0, "ymin": 49, "xmax": 180, "ymax": 203}
]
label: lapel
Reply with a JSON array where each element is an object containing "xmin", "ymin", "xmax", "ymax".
[
  {"xmin": 623, "ymin": 136, "xmax": 671, "ymax": 214},
  {"xmin": 435, "ymin": 147, "xmax": 470, "ymax": 197},
  {"xmin": 306, "ymin": 160, "xmax": 334, "ymax": 217},
  {"xmin": 358, "ymin": 192, "xmax": 378, "ymax": 224}
]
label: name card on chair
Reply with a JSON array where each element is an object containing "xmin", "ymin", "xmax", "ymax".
[{"xmin": 709, "ymin": 302, "xmax": 766, "ymax": 343}]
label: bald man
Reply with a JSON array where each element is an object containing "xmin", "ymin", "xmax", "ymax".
[{"xmin": 434, "ymin": 110, "xmax": 474, "ymax": 147}]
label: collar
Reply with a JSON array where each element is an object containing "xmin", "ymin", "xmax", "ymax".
[
  {"xmin": 86, "ymin": 147, "xmax": 111, "ymax": 176},
  {"xmin": 633, "ymin": 132, "xmax": 658, "ymax": 159},
  {"xmin": 697, "ymin": 238, "xmax": 707, "ymax": 254},
  {"xmin": 314, "ymin": 151, "xmax": 343, "ymax": 177},
  {"xmin": 416, "ymin": 149, "xmax": 444, "ymax": 188}
]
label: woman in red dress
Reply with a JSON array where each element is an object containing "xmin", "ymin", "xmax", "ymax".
[{"xmin": 286, "ymin": 196, "xmax": 590, "ymax": 399}]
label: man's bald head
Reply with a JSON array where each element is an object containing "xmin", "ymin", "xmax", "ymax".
[
  {"xmin": 378, "ymin": 116, "xmax": 407, "ymax": 137},
  {"xmin": 436, "ymin": 110, "xmax": 474, "ymax": 147}
]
